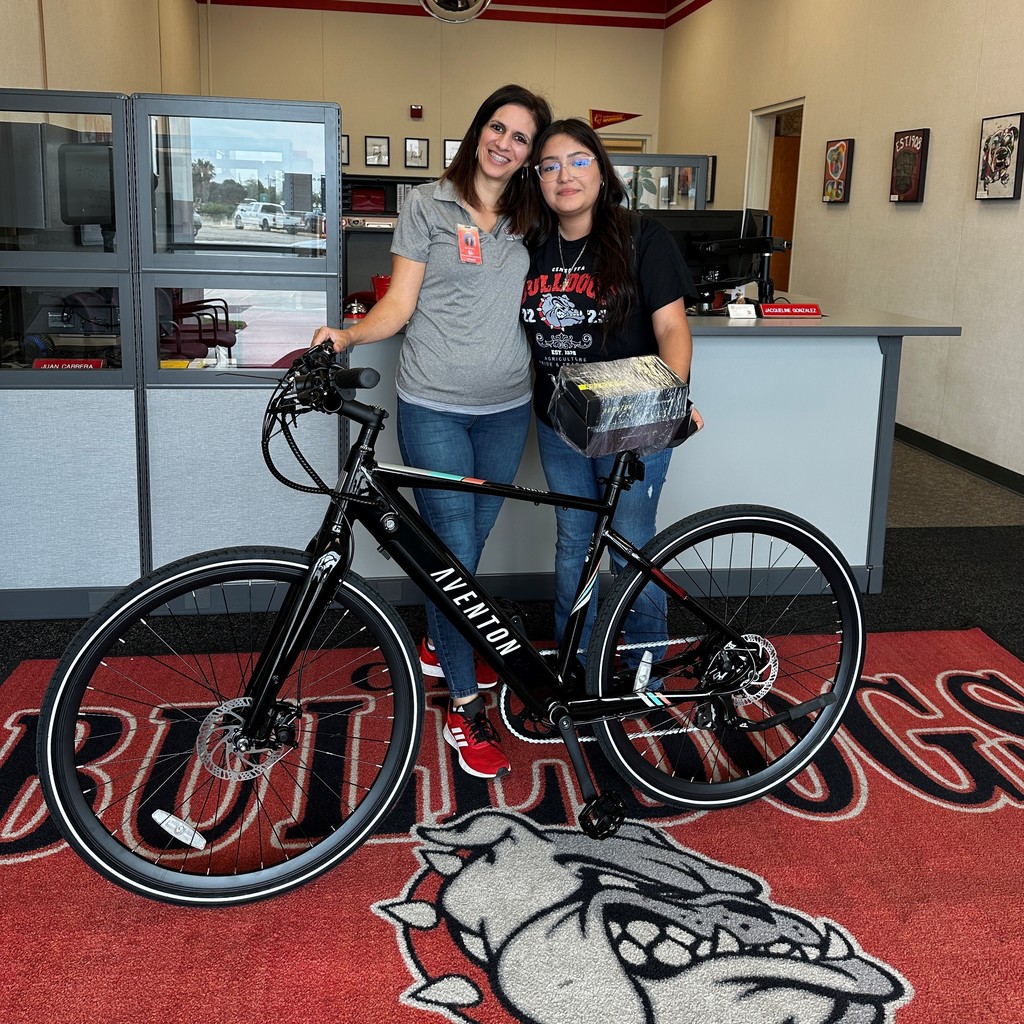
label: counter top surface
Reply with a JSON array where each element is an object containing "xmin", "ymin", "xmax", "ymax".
[{"xmin": 687, "ymin": 299, "xmax": 961, "ymax": 338}]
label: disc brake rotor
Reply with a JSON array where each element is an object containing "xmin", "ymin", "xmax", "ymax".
[
  {"xmin": 197, "ymin": 696, "xmax": 294, "ymax": 781},
  {"xmin": 731, "ymin": 634, "xmax": 779, "ymax": 706}
]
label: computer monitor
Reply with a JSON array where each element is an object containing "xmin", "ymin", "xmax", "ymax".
[
  {"xmin": 645, "ymin": 208, "xmax": 782, "ymax": 308},
  {"xmin": 643, "ymin": 209, "xmax": 745, "ymax": 293}
]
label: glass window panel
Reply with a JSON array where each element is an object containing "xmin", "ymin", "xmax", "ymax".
[
  {"xmin": 149, "ymin": 116, "xmax": 328, "ymax": 257},
  {"xmin": 0, "ymin": 110, "xmax": 116, "ymax": 253},
  {"xmin": 615, "ymin": 163, "xmax": 704, "ymax": 211},
  {"xmin": 155, "ymin": 285, "xmax": 326, "ymax": 369},
  {"xmin": 0, "ymin": 283, "xmax": 122, "ymax": 369}
]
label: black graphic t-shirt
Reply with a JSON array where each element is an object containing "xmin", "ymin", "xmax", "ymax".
[{"xmin": 521, "ymin": 216, "xmax": 695, "ymax": 425}]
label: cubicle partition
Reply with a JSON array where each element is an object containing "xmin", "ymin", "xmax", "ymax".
[{"xmin": 0, "ymin": 89, "xmax": 342, "ymax": 618}]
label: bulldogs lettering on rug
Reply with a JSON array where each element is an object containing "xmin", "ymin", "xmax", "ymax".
[
  {"xmin": 375, "ymin": 810, "xmax": 910, "ymax": 1024},
  {"xmin": 6, "ymin": 665, "xmax": 1024, "ymax": 861}
]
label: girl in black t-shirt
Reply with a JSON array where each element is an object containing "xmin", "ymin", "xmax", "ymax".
[{"xmin": 521, "ymin": 118, "xmax": 704, "ymax": 651}]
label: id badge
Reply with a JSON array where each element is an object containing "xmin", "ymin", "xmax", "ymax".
[{"xmin": 457, "ymin": 223, "xmax": 482, "ymax": 264}]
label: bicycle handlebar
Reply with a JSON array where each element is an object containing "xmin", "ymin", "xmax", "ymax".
[
  {"xmin": 290, "ymin": 342, "xmax": 380, "ymax": 413},
  {"xmin": 262, "ymin": 343, "xmax": 384, "ymax": 495}
]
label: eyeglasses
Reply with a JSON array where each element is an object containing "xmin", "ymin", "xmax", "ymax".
[{"xmin": 534, "ymin": 156, "xmax": 599, "ymax": 182}]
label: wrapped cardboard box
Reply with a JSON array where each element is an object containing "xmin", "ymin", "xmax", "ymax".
[{"xmin": 549, "ymin": 354, "xmax": 690, "ymax": 457}]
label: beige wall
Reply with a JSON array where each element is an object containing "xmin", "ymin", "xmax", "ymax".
[
  {"xmin": 0, "ymin": 4, "xmax": 663, "ymax": 170},
  {"xmin": 3, "ymin": 0, "xmax": 1021, "ymax": 477},
  {"xmin": 200, "ymin": 8, "xmax": 664, "ymax": 173},
  {"xmin": 0, "ymin": 0, "xmax": 199, "ymax": 95},
  {"xmin": 2, "ymin": 0, "xmax": 47, "ymax": 90},
  {"xmin": 661, "ymin": 0, "xmax": 1024, "ymax": 476}
]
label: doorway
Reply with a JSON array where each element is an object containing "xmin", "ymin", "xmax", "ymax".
[{"xmin": 746, "ymin": 100, "xmax": 803, "ymax": 292}]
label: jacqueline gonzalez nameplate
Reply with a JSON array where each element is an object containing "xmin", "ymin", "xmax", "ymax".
[{"xmin": 757, "ymin": 303, "xmax": 823, "ymax": 318}]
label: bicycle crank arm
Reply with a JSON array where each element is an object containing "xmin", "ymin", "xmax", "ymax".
[
  {"xmin": 550, "ymin": 703, "xmax": 627, "ymax": 840},
  {"xmin": 728, "ymin": 692, "xmax": 837, "ymax": 731}
]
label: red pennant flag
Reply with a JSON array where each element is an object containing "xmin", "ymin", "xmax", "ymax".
[{"xmin": 590, "ymin": 109, "xmax": 641, "ymax": 130}]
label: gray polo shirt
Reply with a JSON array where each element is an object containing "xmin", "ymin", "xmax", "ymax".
[{"xmin": 391, "ymin": 179, "xmax": 532, "ymax": 412}]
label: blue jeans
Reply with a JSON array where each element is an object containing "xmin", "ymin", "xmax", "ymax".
[
  {"xmin": 536, "ymin": 419, "xmax": 672, "ymax": 657},
  {"xmin": 398, "ymin": 397, "xmax": 531, "ymax": 700}
]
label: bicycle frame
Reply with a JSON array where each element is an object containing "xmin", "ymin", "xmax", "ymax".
[
  {"xmin": 286, "ymin": 403, "xmax": 748, "ymax": 726},
  {"xmin": 246, "ymin": 371, "xmax": 830, "ymax": 823}
]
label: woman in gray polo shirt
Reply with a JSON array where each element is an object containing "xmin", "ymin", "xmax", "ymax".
[{"xmin": 312, "ymin": 84, "xmax": 551, "ymax": 780}]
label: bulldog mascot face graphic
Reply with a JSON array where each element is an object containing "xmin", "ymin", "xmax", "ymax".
[
  {"xmin": 374, "ymin": 810, "xmax": 910, "ymax": 1024},
  {"xmin": 979, "ymin": 122, "xmax": 1019, "ymax": 194}
]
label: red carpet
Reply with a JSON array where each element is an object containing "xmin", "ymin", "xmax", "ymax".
[{"xmin": 1, "ymin": 628, "xmax": 1022, "ymax": 1023}]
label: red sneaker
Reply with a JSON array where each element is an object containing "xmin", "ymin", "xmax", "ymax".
[
  {"xmin": 419, "ymin": 638, "xmax": 498, "ymax": 689},
  {"xmin": 444, "ymin": 696, "xmax": 511, "ymax": 779},
  {"xmin": 419, "ymin": 637, "xmax": 445, "ymax": 678}
]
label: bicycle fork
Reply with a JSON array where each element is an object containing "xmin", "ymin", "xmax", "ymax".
[
  {"xmin": 234, "ymin": 405, "xmax": 380, "ymax": 748},
  {"xmin": 237, "ymin": 536, "xmax": 352, "ymax": 748}
]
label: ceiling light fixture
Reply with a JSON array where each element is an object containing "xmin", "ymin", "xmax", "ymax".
[{"xmin": 419, "ymin": 0, "xmax": 492, "ymax": 24}]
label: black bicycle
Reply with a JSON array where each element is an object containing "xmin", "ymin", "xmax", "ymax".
[{"xmin": 36, "ymin": 343, "xmax": 865, "ymax": 905}]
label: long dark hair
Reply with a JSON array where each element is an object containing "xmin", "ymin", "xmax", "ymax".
[
  {"xmin": 526, "ymin": 118, "xmax": 636, "ymax": 330},
  {"xmin": 441, "ymin": 84, "xmax": 553, "ymax": 238}
]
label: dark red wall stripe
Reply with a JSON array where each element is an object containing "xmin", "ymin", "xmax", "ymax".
[{"xmin": 194, "ymin": 1, "xmax": 710, "ymax": 30}]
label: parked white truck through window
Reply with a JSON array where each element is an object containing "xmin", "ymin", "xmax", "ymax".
[{"xmin": 233, "ymin": 201, "xmax": 301, "ymax": 233}]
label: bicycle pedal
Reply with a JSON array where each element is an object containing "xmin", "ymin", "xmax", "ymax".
[{"xmin": 578, "ymin": 791, "xmax": 628, "ymax": 840}]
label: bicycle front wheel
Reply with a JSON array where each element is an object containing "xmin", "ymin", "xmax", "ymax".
[
  {"xmin": 37, "ymin": 547, "xmax": 422, "ymax": 906},
  {"xmin": 588, "ymin": 505, "xmax": 864, "ymax": 809}
]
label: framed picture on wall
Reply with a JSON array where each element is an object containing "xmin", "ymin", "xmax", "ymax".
[
  {"xmin": 405, "ymin": 137, "xmax": 429, "ymax": 169},
  {"xmin": 889, "ymin": 128, "xmax": 929, "ymax": 203},
  {"xmin": 341, "ymin": 134, "xmax": 349, "ymax": 166},
  {"xmin": 675, "ymin": 166, "xmax": 695, "ymax": 208},
  {"xmin": 822, "ymin": 138, "xmax": 854, "ymax": 203},
  {"xmin": 705, "ymin": 154, "xmax": 717, "ymax": 203},
  {"xmin": 365, "ymin": 135, "xmax": 389, "ymax": 167},
  {"xmin": 444, "ymin": 138, "xmax": 460, "ymax": 168},
  {"xmin": 975, "ymin": 112, "xmax": 1023, "ymax": 200}
]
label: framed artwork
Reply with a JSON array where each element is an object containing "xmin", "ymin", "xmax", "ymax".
[
  {"xmin": 705, "ymin": 154, "xmax": 717, "ymax": 203},
  {"xmin": 405, "ymin": 137, "xmax": 429, "ymax": 169},
  {"xmin": 677, "ymin": 166, "xmax": 694, "ymax": 202},
  {"xmin": 365, "ymin": 135, "xmax": 389, "ymax": 167},
  {"xmin": 889, "ymin": 128, "xmax": 929, "ymax": 203},
  {"xmin": 822, "ymin": 138, "xmax": 854, "ymax": 203},
  {"xmin": 975, "ymin": 112, "xmax": 1023, "ymax": 200},
  {"xmin": 341, "ymin": 134, "xmax": 349, "ymax": 166},
  {"xmin": 444, "ymin": 138, "xmax": 460, "ymax": 168}
]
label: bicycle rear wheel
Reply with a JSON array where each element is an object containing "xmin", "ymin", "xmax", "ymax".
[
  {"xmin": 588, "ymin": 505, "xmax": 864, "ymax": 809},
  {"xmin": 37, "ymin": 546, "xmax": 422, "ymax": 906}
]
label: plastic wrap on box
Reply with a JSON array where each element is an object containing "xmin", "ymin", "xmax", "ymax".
[{"xmin": 549, "ymin": 354, "xmax": 690, "ymax": 457}]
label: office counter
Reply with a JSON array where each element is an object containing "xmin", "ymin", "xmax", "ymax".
[{"xmin": 349, "ymin": 304, "xmax": 960, "ymax": 601}]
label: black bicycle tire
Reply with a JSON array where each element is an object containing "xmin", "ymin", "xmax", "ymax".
[
  {"xmin": 37, "ymin": 546, "xmax": 422, "ymax": 906},
  {"xmin": 588, "ymin": 504, "xmax": 864, "ymax": 809}
]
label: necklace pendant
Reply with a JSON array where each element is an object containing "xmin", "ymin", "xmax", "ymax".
[{"xmin": 557, "ymin": 233, "xmax": 589, "ymax": 289}]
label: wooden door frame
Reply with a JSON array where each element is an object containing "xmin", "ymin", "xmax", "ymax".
[{"xmin": 744, "ymin": 97, "xmax": 804, "ymax": 208}]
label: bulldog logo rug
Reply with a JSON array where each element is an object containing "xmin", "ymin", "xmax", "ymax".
[
  {"xmin": 1, "ymin": 628, "xmax": 1022, "ymax": 1023},
  {"xmin": 375, "ymin": 810, "xmax": 908, "ymax": 1024}
]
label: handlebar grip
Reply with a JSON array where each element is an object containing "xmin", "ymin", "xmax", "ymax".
[{"xmin": 332, "ymin": 365, "xmax": 381, "ymax": 390}]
